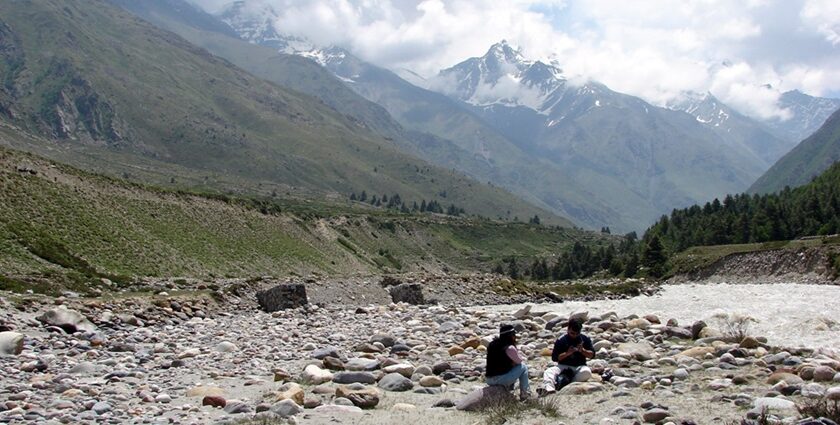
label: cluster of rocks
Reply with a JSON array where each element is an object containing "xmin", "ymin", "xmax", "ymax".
[{"xmin": 1, "ymin": 292, "xmax": 839, "ymax": 424}]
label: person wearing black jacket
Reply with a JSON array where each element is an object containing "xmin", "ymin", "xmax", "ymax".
[
  {"xmin": 485, "ymin": 324, "xmax": 532, "ymax": 400},
  {"xmin": 539, "ymin": 319, "xmax": 594, "ymax": 395}
]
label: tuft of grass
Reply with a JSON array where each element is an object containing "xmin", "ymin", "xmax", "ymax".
[
  {"xmin": 798, "ymin": 399, "xmax": 840, "ymax": 423},
  {"xmin": 484, "ymin": 396, "xmax": 562, "ymax": 425},
  {"xmin": 713, "ymin": 313, "xmax": 757, "ymax": 343}
]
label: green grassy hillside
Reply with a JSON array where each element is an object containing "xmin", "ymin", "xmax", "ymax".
[
  {"xmin": 749, "ymin": 108, "xmax": 840, "ymax": 194},
  {"xmin": 0, "ymin": 0, "xmax": 568, "ymax": 226},
  {"xmin": 0, "ymin": 145, "xmax": 601, "ymax": 295}
]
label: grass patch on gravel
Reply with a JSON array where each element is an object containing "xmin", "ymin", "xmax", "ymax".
[{"xmin": 484, "ymin": 396, "xmax": 563, "ymax": 425}]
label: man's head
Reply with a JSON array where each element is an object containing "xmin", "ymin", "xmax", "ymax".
[
  {"xmin": 567, "ymin": 319, "xmax": 583, "ymax": 339},
  {"xmin": 499, "ymin": 324, "xmax": 517, "ymax": 344}
]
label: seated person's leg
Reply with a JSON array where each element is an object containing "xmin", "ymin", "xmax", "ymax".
[
  {"xmin": 573, "ymin": 366, "xmax": 592, "ymax": 382},
  {"xmin": 541, "ymin": 366, "xmax": 560, "ymax": 392},
  {"xmin": 487, "ymin": 363, "xmax": 527, "ymax": 390}
]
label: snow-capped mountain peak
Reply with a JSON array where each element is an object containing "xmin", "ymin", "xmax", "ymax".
[
  {"xmin": 668, "ymin": 91, "xmax": 732, "ymax": 128},
  {"xmin": 432, "ymin": 40, "xmax": 567, "ymax": 112}
]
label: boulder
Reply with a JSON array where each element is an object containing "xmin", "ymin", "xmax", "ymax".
[
  {"xmin": 814, "ymin": 366, "xmax": 836, "ymax": 382},
  {"xmin": 389, "ymin": 283, "xmax": 425, "ymax": 305},
  {"xmin": 333, "ymin": 372, "xmax": 377, "ymax": 385},
  {"xmin": 312, "ymin": 346, "xmax": 340, "ymax": 360},
  {"xmin": 677, "ymin": 347, "xmax": 715, "ymax": 359},
  {"xmin": 664, "ymin": 327, "xmax": 692, "ymax": 339},
  {"xmin": 256, "ymin": 283, "xmax": 307, "ymax": 312},
  {"xmin": 186, "ymin": 386, "xmax": 224, "ymax": 398},
  {"xmin": 419, "ymin": 376, "xmax": 444, "ymax": 387},
  {"xmin": 275, "ymin": 383, "xmax": 304, "ymax": 405},
  {"xmin": 202, "ymin": 396, "xmax": 226, "ymax": 408},
  {"xmin": 456, "ymin": 386, "xmax": 514, "ymax": 411},
  {"xmin": 448, "ymin": 346, "xmax": 465, "ymax": 356},
  {"xmin": 345, "ymin": 358, "xmax": 379, "ymax": 371},
  {"xmin": 512, "ymin": 305, "xmax": 532, "ymax": 319},
  {"xmin": 378, "ymin": 373, "xmax": 414, "ymax": 392},
  {"xmin": 767, "ymin": 372, "xmax": 804, "ymax": 386},
  {"xmin": 270, "ymin": 399, "xmax": 303, "ymax": 417},
  {"xmin": 36, "ymin": 307, "xmax": 96, "ymax": 333},
  {"xmin": 0, "ymin": 332, "xmax": 24, "ymax": 355},
  {"xmin": 558, "ymin": 382, "xmax": 604, "ymax": 395},
  {"xmin": 753, "ymin": 397, "xmax": 796, "ymax": 413},
  {"xmin": 691, "ymin": 321, "xmax": 707, "ymax": 340},
  {"xmin": 617, "ymin": 342, "xmax": 655, "ymax": 361},
  {"xmin": 643, "ymin": 408, "xmax": 670, "ymax": 423},
  {"xmin": 382, "ymin": 363, "xmax": 414, "ymax": 378},
  {"xmin": 826, "ymin": 386, "xmax": 840, "ymax": 401},
  {"xmin": 215, "ymin": 341, "xmax": 237, "ymax": 353},
  {"xmin": 739, "ymin": 336, "xmax": 761, "ymax": 349},
  {"xmin": 301, "ymin": 365, "xmax": 334, "ymax": 385},
  {"xmin": 627, "ymin": 318, "xmax": 651, "ymax": 330},
  {"xmin": 335, "ymin": 385, "xmax": 380, "ymax": 409}
]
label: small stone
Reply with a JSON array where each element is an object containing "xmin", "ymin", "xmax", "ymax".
[
  {"xmin": 739, "ymin": 336, "xmax": 760, "ymax": 349},
  {"xmin": 302, "ymin": 365, "xmax": 334, "ymax": 385},
  {"xmin": 379, "ymin": 373, "xmax": 414, "ymax": 392},
  {"xmin": 333, "ymin": 372, "xmax": 377, "ymax": 385},
  {"xmin": 276, "ymin": 383, "xmax": 305, "ymax": 405},
  {"xmin": 215, "ymin": 341, "xmax": 238, "ymax": 353},
  {"xmin": 0, "ymin": 332, "xmax": 24, "ymax": 355},
  {"xmin": 91, "ymin": 401, "xmax": 112, "ymax": 415},
  {"xmin": 419, "ymin": 376, "xmax": 444, "ymax": 387},
  {"xmin": 448, "ymin": 346, "xmax": 465, "ymax": 356},
  {"xmin": 202, "ymin": 396, "xmax": 226, "ymax": 408},
  {"xmin": 224, "ymin": 401, "xmax": 251, "ymax": 414},
  {"xmin": 270, "ymin": 399, "xmax": 303, "ymax": 417},
  {"xmin": 312, "ymin": 346, "xmax": 340, "ymax": 360},
  {"xmin": 335, "ymin": 385, "xmax": 380, "ymax": 409},
  {"xmin": 643, "ymin": 408, "xmax": 670, "ymax": 423},
  {"xmin": 432, "ymin": 399, "xmax": 456, "ymax": 408},
  {"xmin": 826, "ymin": 386, "xmax": 840, "ymax": 401},
  {"xmin": 813, "ymin": 366, "xmax": 836, "ymax": 382},
  {"xmin": 155, "ymin": 394, "xmax": 172, "ymax": 403},
  {"xmin": 392, "ymin": 403, "xmax": 417, "ymax": 411}
]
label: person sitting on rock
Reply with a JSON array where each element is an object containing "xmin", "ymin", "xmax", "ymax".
[
  {"xmin": 485, "ymin": 324, "xmax": 532, "ymax": 401},
  {"xmin": 539, "ymin": 318, "xmax": 594, "ymax": 395}
]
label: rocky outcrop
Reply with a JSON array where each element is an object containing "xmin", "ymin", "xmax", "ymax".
[
  {"xmin": 256, "ymin": 283, "xmax": 308, "ymax": 312},
  {"xmin": 388, "ymin": 283, "xmax": 425, "ymax": 305},
  {"xmin": 674, "ymin": 246, "xmax": 840, "ymax": 284}
]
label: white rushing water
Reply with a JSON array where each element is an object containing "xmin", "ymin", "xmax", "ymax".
[{"xmin": 482, "ymin": 283, "xmax": 840, "ymax": 351}]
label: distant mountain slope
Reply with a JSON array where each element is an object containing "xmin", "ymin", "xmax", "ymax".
[
  {"xmin": 0, "ymin": 144, "xmax": 601, "ymax": 292},
  {"xmin": 0, "ymin": 0, "xmax": 565, "ymax": 225},
  {"xmin": 645, "ymin": 154, "xmax": 840, "ymax": 252},
  {"xmin": 749, "ymin": 108, "xmax": 840, "ymax": 194},
  {"xmin": 765, "ymin": 90, "xmax": 840, "ymax": 143},
  {"xmin": 668, "ymin": 92, "xmax": 791, "ymax": 165}
]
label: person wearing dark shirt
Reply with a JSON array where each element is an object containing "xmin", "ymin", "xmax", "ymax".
[
  {"xmin": 539, "ymin": 319, "xmax": 594, "ymax": 395},
  {"xmin": 485, "ymin": 324, "xmax": 532, "ymax": 400}
]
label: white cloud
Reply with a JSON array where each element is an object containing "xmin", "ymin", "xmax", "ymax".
[{"xmin": 191, "ymin": 0, "xmax": 840, "ymax": 120}]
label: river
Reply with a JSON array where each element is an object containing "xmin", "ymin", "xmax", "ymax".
[{"xmin": 482, "ymin": 282, "xmax": 840, "ymax": 351}]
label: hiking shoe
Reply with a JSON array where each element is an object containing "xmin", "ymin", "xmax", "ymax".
[
  {"xmin": 536, "ymin": 387, "xmax": 555, "ymax": 398},
  {"xmin": 519, "ymin": 391, "xmax": 533, "ymax": 401}
]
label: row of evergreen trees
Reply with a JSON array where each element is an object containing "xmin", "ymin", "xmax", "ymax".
[
  {"xmin": 493, "ymin": 232, "xmax": 669, "ymax": 280},
  {"xmin": 644, "ymin": 161, "xmax": 840, "ymax": 253},
  {"xmin": 349, "ymin": 191, "xmax": 466, "ymax": 217}
]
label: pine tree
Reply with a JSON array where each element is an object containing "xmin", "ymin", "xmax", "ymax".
[{"xmin": 641, "ymin": 235, "xmax": 667, "ymax": 278}]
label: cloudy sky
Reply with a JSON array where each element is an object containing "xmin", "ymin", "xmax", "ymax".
[{"xmin": 191, "ymin": 0, "xmax": 840, "ymax": 120}]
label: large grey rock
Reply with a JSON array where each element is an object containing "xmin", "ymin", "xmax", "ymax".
[
  {"xmin": 389, "ymin": 283, "xmax": 425, "ymax": 305},
  {"xmin": 311, "ymin": 346, "xmax": 340, "ymax": 360},
  {"xmin": 378, "ymin": 373, "xmax": 414, "ymax": 392},
  {"xmin": 643, "ymin": 408, "xmax": 670, "ymax": 423},
  {"xmin": 344, "ymin": 358, "xmax": 379, "ymax": 371},
  {"xmin": 256, "ymin": 284, "xmax": 307, "ymax": 312},
  {"xmin": 270, "ymin": 399, "xmax": 303, "ymax": 418},
  {"xmin": 0, "ymin": 332, "xmax": 24, "ymax": 355},
  {"xmin": 753, "ymin": 397, "xmax": 796, "ymax": 413},
  {"xmin": 333, "ymin": 372, "xmax": 377, "ymax": 384},
  {"xmin": 456, "ymin": 386, "xmax": 514, "ymax": 411},
  {"xmin": 36, "ymin": 307, "xmax": 97, "ymax": 333}
]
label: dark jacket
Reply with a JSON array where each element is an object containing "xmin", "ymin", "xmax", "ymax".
[
  {"xmin": 551, "ymin": 334, "xmax": 594, "ymax": 366},
  {"xmin": 486, "ymin": 338, "xmax": 515, "ymax": 377}
]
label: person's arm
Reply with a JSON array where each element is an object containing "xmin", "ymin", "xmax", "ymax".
[
  {"xmin": 552, "ymin": 338, "xmax": 577, "ymax": 363},
  {"xmin": 505, "ymin": 346, "xmax": 523, "ymax": 364},
  {"xmin": 578, "ymin": 336, "xmax": 595, "ymax": 359}
]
